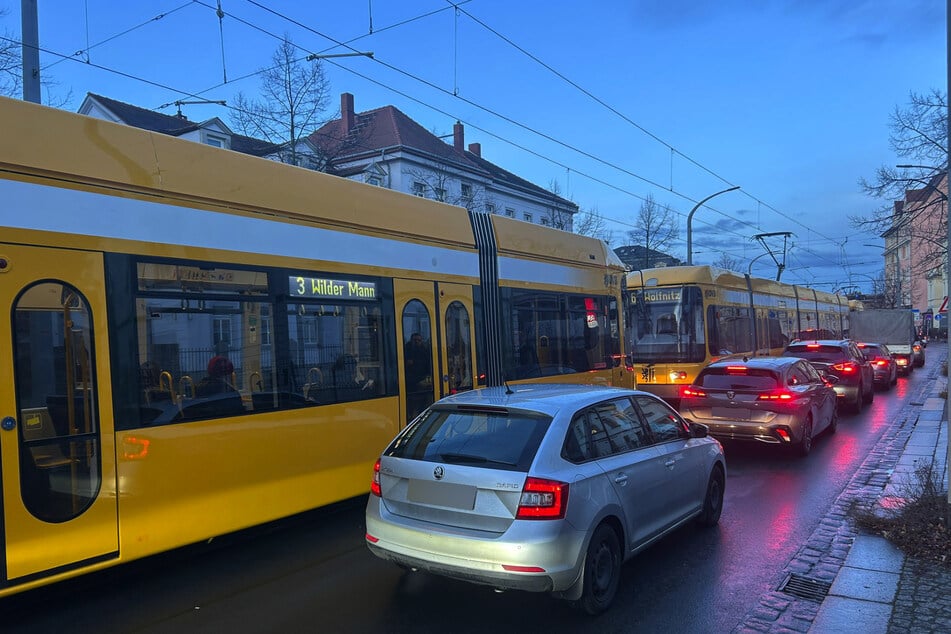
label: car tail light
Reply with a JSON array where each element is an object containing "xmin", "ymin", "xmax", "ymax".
[
  {"xmin": 516, "ymin": 477, "xmax": 568, "ymax": 519},
  {"xmin": 896, "ymin": 357, "xmax": 909, "ymax": 367},
  {"xmin": 370, "ymin": 458, "xmax": 382, "ymax": 497},
  {"xmin": 757, "ymin": 390, "xmax": 798, "ymax": 403},
  {"xmin": 831, "ymin": 362, "xmax": 858, "ymax": 374},
  {"xmin": 681, "ymin": 385, "xmax": 706, "ymax": 398},
  {"xmin": 874, "ymin": 358, "xmax": 888, "ymax": 367}
]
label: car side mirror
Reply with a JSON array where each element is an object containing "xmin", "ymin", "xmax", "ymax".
[{"xmin": 687, "ymin": 421, "xmax": 708, "ymax": 438}]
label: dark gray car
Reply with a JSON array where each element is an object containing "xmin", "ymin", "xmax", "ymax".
[{"xmin": 679, "ymin": 357, "xmax": 838, "ymax": 456}]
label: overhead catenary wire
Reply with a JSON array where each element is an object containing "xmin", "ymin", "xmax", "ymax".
[{"xmin": 13, "ymin": 3, "xmax": 865, "ymax": 278}]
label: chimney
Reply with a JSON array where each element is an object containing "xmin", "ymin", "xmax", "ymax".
[
  {"xmin": 468, "ymin": 142, "xmax": 481, "ymax": 158},
  {"xmin": 341, "ymin": 93, "xmax": 355, "ymax": 133},
  {"xmin": 453, "ymin": 121, "xmax": 464, "ymax": 153}
]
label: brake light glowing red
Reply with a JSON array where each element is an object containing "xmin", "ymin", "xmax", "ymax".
[
  {"xmin": 874, "ymin": 358, "xmax": 888, "ymax": 367},
  {"xmin": 757, "ymin": 390, "xmax": 796, "ymax": 402},
  {"xmin": 725, "ymin": 366, "xmax": 748, "ymax": 373},
  {"xmin": 681, "ymin": 385, "xmax": 706, "ymax": 398},
  {"xmin": 831, "ymin": 362, "xmax": 858, "ymax": 373},
  {"xmin": 516, "ymin": 477, "xmax": 568, "ymax": 519},
  {"xmin": 806, "ymin": 344, "xmax": 821, "ymax": 349},
  {"xmin": 370, "ymin": 458, "xmax": 382, "ymax": 497}
]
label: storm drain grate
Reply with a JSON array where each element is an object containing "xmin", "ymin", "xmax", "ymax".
[{"xmin": 778, "ymin": 573, "xmax": 832, "ymax": 602}]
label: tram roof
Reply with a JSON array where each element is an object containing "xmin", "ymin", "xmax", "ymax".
[{"xmin": 626, "ymin": 265, "xmax": 846, "ymax": 303}]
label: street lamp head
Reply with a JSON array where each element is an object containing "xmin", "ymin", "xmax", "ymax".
[{"xmin": 686, "ymin": 185, "xmax": 742, "ymax": 266}]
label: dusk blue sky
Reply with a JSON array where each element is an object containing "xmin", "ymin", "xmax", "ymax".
[{"xmin": 2, "ymin": 1, "xmax": 945, "ymax": 293}]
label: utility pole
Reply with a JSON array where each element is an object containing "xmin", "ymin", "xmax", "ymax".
[{"xmin": 21, "ymin": 0, "xmax": 40, "ymax": 104}]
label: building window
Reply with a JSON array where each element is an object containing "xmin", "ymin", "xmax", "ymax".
[
  {"xmin": 435, "ymin": 187, "xmax": 446, "ymax": 202},
  {"xmin": 541, "ymin": 217, "xmax": 551, "ymax": 227},
  {"xmin": 413, "ymin": 181, "xmax": 426, "ymax": 197},
  {"xmin": 213, "ymin": 317, "xmax": 233, "ymax": 349},
  {"xmin": 461, "ymin": 183, "xmax": 473, "ymax": 199},
  {"xmin": 204, "ymin": 134, "xmax": 228, "ymax": 149},
  {"xmin": 486, "ymin": 203, "xmax": 496, "ymax": 214},
  {"xmin": 523, "ymin": 213, "xmax": 533, "ymax": 223},
  {"xmin": 505, "ymin": 208, "xmax": 516, "ymax": 218},
  {"xmin": 367, "ymin": 176, "xmax": 382, "ymax": 187}
]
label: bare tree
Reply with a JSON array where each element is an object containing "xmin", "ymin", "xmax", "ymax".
[
  {"xmin": 573, "ymin": 206, "xmax": 613, "ymax": 244},
  {"xmin": 545, "ymin": 179, "xmax": 579, "ymax": 231},
  {"xmin": 0, "ymin": 15, "xmax": 18, "ymax": 98},
  {"xmin": 406, "ymin": 163, "xmax": 488, "ymax": 213},
  {"xmin": 626, "ymin": 193, "xmax": 679, "ymax": 270},
  {"xmin": 712, "ymin": 252, "xmax": 742, "ymax": 272},
  {"xmin": 0, "ymin": 9, "xmax": 71, "ymax": 106},
  {"xmin": 852, "ymin": 89, "xmax": 948, "ymax": 275},
  {"xmin": 231, "ymin": 36, "xmax": 332, "ymax": 167}
]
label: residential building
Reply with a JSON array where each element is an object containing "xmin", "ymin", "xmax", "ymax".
[
  {"xmin": 77, "ymin": 93, "xmax": 305, "ymax": 162},
  {"xmin": 78, "ymin": 92, "xmax": 577, "ymax": 230},
  {"xmin": 882, "ymin": 171, "xmax": 948, "ymax": 331},
  {"xmin": 308, "ymin": 93, "xmax": 577, "ymax": 229}
]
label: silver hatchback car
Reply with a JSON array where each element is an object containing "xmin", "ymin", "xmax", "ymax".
[{"xmin": 365, "ymin": 384, "xmax": 726, "ymax": 615}]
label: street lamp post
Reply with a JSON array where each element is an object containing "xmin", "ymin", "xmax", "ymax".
[{"xmin": 686, "ymin": 186, "xmax": 741, "ymax": 265}]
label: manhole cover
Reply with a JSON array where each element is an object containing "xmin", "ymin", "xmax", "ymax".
[{"xmin": 778, "ymin": 573, "xmax": 832, "ymax": 601}]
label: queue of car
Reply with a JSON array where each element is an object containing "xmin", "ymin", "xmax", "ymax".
[{"xmin": 363, "ymin": 335, "xmax": 922, "ymax": 615}]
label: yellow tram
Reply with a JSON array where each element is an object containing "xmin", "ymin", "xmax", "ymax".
[
  {"xmin": 0, "ymin": 97, "xmax": 630, "ymax": 597},
  {"xmin": 624, "ymin": 265, "xmax": 852, "ymax": 405}
]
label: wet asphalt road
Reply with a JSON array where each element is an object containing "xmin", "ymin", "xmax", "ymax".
[{"xmin": 2, "ymin": 364, "xmax": 930, "ymax": 633}]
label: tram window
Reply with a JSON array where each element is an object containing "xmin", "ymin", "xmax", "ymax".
[
  {"xmin": 287, "ymin": 303, "xmax": 386, "ymax": 405},
  {"xmin": 505, "ymin": 290, "xmax": 615, "ymax": 379},
  {"xmin": 13, "ymin": 282, "xmax": 101, "ymax": 522},
  {"xmin": 445, "ymin": 301, "xmax": 473, "ymax": 394},
  {"xmin": 135, "ymin": 297, "xmax": 252, "ymax": 423}
]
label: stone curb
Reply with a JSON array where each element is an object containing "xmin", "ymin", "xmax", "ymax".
[{"xmin": 732, "ymin": 361, "xmax": 941, "ymax": 634}]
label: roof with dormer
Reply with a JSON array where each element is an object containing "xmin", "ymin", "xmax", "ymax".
[
  {"xmin": 80, "ymin": 93, "xmax": 281, "ymax": 157},
  {"xmin": 309, "ymin": 101, "xmax": 576, "ymax": 209}
]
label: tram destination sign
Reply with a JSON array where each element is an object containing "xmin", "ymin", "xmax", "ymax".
[{"xmin": 290, "ymin": 275, "xmax": 377, "ymax": 300}]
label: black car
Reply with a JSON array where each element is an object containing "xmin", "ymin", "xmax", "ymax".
[
  {"xmin": 782, "ymin": 340, "xmax": 874, "ymax": 412},
  {"xmin": 856, "ymin": 342, "xmax": 898, "ymax": 390}
]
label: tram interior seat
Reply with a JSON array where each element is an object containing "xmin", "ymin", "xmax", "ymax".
[{"xmin": 21, "ymin": 406, "xmax": 73, "ymax": 469}]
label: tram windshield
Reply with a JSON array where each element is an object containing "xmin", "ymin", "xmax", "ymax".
[{"xmin": 625, "ymin": 285, "xmax": 706, "ymax": 363}]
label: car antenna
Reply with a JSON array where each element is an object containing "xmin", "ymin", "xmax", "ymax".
[{"xmin": 503, "ymin": 377, "xmax": 514, "ymax": 395}]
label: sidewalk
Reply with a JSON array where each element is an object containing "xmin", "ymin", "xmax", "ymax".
[{"xmin": 734, "ymin": 345, "xmax": 951, "ymax": 634}]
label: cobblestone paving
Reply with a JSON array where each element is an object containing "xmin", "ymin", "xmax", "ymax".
[
  {"xmin": 732, "ymin": 362, "xmax": 941, "ymax": 634},
  {"xmin": 888, "ymin": 558, "xmax": 951, "ymax": 633}
]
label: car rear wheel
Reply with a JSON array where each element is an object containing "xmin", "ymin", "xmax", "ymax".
[
  {"xmin": 575, "ymin": 524, "xmax": 621, "ymax": 616},
  {"xmin": 863, "ymin": 379, "xmax": 874, "ymax": 404},
  {"xmin": 827, "ymin": 405, "xmax": 838, "ymax": 435},
  {"xmin": 697, "ymin": 466, "xmax": 724, "ymax": 527},
  {"xmin": 848, "ymin": 385, "xmax": 863, "ymax": 413},
  {"xmin": 797, "ymin": 417, "xmax": 814, "ymax": 457}
]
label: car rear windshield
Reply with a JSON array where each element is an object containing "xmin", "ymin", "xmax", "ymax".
[
  {"xmin": 696, "ymin": 368, "xmax": 780, "ymax": 390},
  {"xmin": 384, "ymin": 406, "xmax": 552, "ymax": 472},
  {"xmin": 785, "ymin": 346, "xmax": 845, "ymax": 363},
  {"xmin": 860, "ymin": 346, "xmax": 883, "ymax": 359}
]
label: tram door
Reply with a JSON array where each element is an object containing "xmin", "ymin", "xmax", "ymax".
[
  {"xmin": 394, "ymin": 280, "xmax": 476, "ymax": 429},
  {"xmin": 0, "ymin": 244, "xmax": 118, "ymax": 583}
]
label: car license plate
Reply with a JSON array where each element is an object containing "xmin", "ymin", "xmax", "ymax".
[
  {"xmin": 712, "ymin": 406, "xmax": 750, "ymax": 421},
  {"xmin": 407, "ymin": 479, "xmax": 477, "ymax": 510}
]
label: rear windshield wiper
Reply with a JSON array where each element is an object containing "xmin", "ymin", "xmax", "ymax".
[{"xmin": 438, "ymin": 453, "xmax": 517, "ymax": 466}]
